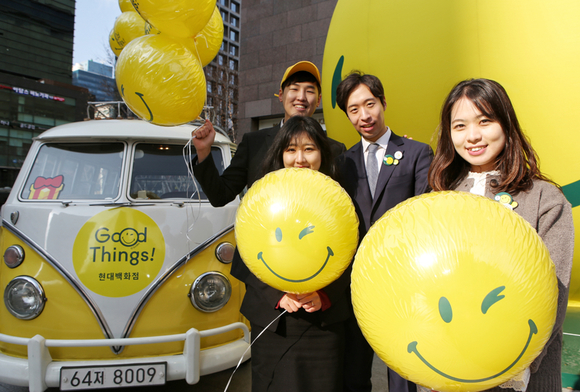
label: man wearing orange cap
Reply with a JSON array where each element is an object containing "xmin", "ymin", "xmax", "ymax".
[{"xmin": 192, "ymin": 61, "xmax": 348, "ymax": 391}]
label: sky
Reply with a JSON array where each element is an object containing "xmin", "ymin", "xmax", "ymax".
[{"xmin": 72, "ymin": 0, "xmax": 123, "ymax": 66}]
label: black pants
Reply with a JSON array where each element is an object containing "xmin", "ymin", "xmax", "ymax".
[{"xmin": 343, "ymin": 316, "xmax": 417, "ymax": 392}]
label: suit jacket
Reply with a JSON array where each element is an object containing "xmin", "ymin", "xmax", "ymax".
[
  {"xmin": 194, "ymin": 124, "xmax": 349, "ymax": 331},
  {"xmin": 337, "ymin": 132, "xmax": 433, "ymax": 240}
]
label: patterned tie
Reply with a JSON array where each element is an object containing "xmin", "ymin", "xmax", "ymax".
[{"xmin": 366, "ymin": 143, "xmax": 379, "ymax": 199}]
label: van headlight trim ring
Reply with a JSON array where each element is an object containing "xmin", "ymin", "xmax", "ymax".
[
  {"xmin": 189, "ymin": 272, "xmax": 232, "ymax": 312},
  {"xmin": 4, "ymin": 276, "xmax": 46, "ymax": 320}
]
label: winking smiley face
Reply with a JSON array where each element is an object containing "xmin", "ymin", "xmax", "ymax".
[
  {"xmin": 351, "ymin": 192, "xmax": 558, "ymax": 391},
  {"xmin": 235, "ymin": 168, "xmax": 358, "ymax": 294}
]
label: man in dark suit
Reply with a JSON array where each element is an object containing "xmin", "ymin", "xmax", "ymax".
[
  {"xmin": 192, "ymin": 61, "xmax": 349, "ymax": 391},
  {"xmin": 335, "ymin": 71, "xmax": 433, "ymax": 392}
]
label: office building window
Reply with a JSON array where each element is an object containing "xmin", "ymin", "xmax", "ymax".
[
  {"xmin": 229, "ymin": 45, "xmax": 238, "ymax": 56},
  {"xmin": 229, "ymin": 59, "xmax": 238, "ymax": 71},
  {"xmin": 231, "ymin": 1, "xmax": 239, "ymax": 13},
  {"xmin": 229, "ymin": 30, "xmax": 239, "ymax": 42},
  {"xmin": 230, "ymin": 15, "xmax": 239, "ymax": 27}
]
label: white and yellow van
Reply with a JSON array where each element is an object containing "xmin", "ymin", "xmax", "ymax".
[{"xmin": 0, "ymin": 118, "xmax": 249, "ymax": 391}]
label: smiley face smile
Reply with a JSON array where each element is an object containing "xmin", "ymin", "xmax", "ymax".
[
  {"xmin": 407, "ymin": 318, "xmax": 538, "ymax": 383},
  {"xmin": 257, "ymin": 246, "xmax": 334, "ymax": 283}
]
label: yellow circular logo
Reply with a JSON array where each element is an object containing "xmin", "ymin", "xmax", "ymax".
[{"xmin": 73, "ymin": 209, "xmax": 165, "ymax": 297}]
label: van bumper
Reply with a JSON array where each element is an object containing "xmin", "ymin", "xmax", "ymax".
[{"xmin": 0, "ymin": 322, "xmax": 251, "ymax": 391}]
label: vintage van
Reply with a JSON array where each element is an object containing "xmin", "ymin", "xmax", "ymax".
[{"xmin": 0, "ymin": 118, "xmax": 250, "ymax": 391}]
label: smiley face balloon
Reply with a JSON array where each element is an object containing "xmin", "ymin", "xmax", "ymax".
[
  {"xmin": 235, "ymin": 168, "xmax": 358, "ymax": 294},
  {"xmin": 115, "ymin": 34, "xmax": 206, "ymax": 126},
  {"xmin": 351, "ymin": 192, "xmax": 557, "ymax": 391}
]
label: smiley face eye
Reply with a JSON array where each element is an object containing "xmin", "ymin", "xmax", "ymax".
[
  {"xmin": 438, "ymin": 297, "xmax": 453, "ymax": 323},
  {"xmin": 275, "ymin": 228, "xmax": 282, "ymax": 242},
  {"xmin": 298, "ymin": 226, "xmax": 315, "ymax": 239},
  {"xmin": 481, "ymin": 286, "xmax": 505, "ymax": 314}
]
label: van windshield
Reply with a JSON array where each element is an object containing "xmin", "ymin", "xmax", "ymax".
[
  {"xmin": 21, "ymin": 143, "xmax": 124, "ymax": 200},
  {"xmin": 129, "ymin": 143, "xmax": 224, "ymax": 201}
]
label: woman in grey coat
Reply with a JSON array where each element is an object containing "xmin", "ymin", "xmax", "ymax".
[{"xmin": 427, "ymin": 78, "xmax": 574, "ymax": 392}]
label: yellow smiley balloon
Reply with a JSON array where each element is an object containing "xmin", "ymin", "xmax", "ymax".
[
  {"xmin": 235, "ymin": 168, "xmax": 358, "ymax": 294},
  {"xmin": 118, "ymin": 0, "xmax": 134, "ymax": 12},
  {"xmin": 112, "ymin": 11, "xmax": 148, "ymax": 54},
  {"xmin": 115, "ymin": 34, "xmax": 206, "ymax": 126},
  {"xmin": 352, "ymin": 192, "xmax": 557, "ymax": 391},
  {"xmin": 180, "ymin": 6, "xmax": 224, "ymax": 67}
]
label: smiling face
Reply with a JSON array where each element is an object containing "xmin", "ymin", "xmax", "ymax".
[
  {"xmin": 282, "ymin": 133, "xmax": 322, "ymax": 170},
  {"xmin": 450, "ymin": 97, "xmax": 506, "ymax": 173},
  {"xmin": 235, "ymin": 168, "xmax": 358, "ymax": 294},
  {"xmin": 351, "ymin": 192, "xmax": 558, "ymax": 391},
  {"xmin": 278, "ymin": 81, "xmax": 321, "ymax": 121},
  {"xmin": 346, "ymin": 84, "xmax": 388, "ymax": 142}
]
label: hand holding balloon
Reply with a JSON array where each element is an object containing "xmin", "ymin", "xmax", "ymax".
[{"xmin": 192, "ymin": 120, "xmax": 216, "ymax": 163}]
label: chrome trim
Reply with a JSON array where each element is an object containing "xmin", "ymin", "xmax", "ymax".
[
  {"xmin": 120, "ymin": 225, "xmax": 235, "ymax": 342},
  {"xmin": 215, "ymin": 242, "xmax": 235, "ymax": 264},
  {"xmin": 1, "ymin": 219, "xmax": 114, "ymax": 341},
  {"xmin": 4, "ymin": 276, "xmax": 46, "ymax": 319},
  {"xmin": 4, "ymin": 244, "xmax": 25, "ymax": 268},
  {"xmin": 190, "ymin": 272, "xmax": 232, "ymax": 312}
]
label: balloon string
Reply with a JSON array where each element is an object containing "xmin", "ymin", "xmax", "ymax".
[
  {"xmin": 223, "ymin": 310, "xmax": 288, "ymax": 392},
  {"xmin": 181, "ymin": 138, "xmax": 203, "ymax": 263}
]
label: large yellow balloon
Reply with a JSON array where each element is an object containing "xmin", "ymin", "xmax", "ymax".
[
  {"xmin": 181, "ymin": 7, "xmax": 224, "ymax": 67},
  {"xmin": 115, "ymin": 34, "xmax": 206, "ymax": 126},
  {"xmin": 131, "ymin": 0, "xmax": 216, "ymax": 39},
  {"xmin": 112, "ymin": 11, "xmax": 147, "ymax": 53},
  {"xmin": 352, "ymin": 192, "xmax": 557, "ymax": 391},
  {"xmin": 235, "ymin": 168, "xmax": 358, "ymax": 294},
  {"xmin": 322, "ymin": 0, "xmax": 580, "ymax": 301}
]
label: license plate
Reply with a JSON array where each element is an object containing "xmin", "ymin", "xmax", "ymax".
[{"xmin": 60, "ymin": 362, "xmax": 166, "ymax": 390}]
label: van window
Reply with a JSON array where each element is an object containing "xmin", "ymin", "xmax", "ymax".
[
  {"xmin": 21, "ymin": 143, "xmax": 124, "ymax": 200},
  {"xmin": 130, "ymin": 143, "xmax": 224, "ymax": 200}
]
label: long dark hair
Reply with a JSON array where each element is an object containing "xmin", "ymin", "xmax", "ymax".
[
  {"xmin": 428, "ymin": 78, "xmax": 556, "ymax": 194},
  {"xmin": 261, "ymin": 116, "xmax": 337, "ymax": 179}
]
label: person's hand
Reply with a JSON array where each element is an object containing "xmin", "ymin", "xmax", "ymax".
[
  {"xmin": 279, "ymin": 294, "xmax": 303, "ymax": 313},
  {"xmin": 403, "ymin": 134, "xmax": 414, "ymax": 140},
  {"xmin": 191, "ymin": 119, "xmax": 216, "ymax": 163},
  {"xmin": 295, "ymin": 292, "xmax": 321, "ymax": 313}
]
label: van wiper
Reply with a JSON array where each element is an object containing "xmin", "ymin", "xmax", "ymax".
[{"xmin": 88, "ymin": 201, "xmax": 155, "ymax": 207}]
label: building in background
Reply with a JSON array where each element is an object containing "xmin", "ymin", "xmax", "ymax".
[
  {"xmin": 0, "ymin": 0, "xmax": 90, "ymax": 183},
  {"xmin": 204, "ymin": 0, "xmax": 241, "ymax": 141},
  {"xmin": 73, "ymin": 60, "xmax": 118, "ymax": 101},
  {"xmin": 236, "ymin": 0, "xmax": 338, "ymax": 140}
]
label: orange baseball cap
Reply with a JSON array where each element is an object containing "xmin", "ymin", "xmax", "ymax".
[{"xmin": 279, "ymin": 61, "xmax": 321, "ymax": 89}]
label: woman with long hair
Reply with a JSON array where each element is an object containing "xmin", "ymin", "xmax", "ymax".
[{"xmin": 428, "ymin": 78, "xmax": 574, "ymax": 392}]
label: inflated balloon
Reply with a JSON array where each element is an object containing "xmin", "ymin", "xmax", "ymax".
[
  {"xmin": 116, "ymin": 34, "xmax": 206, "ymax": 126},
  {"xmin": 235, "ymin": 168, "xmax": 358, "ymax": 294},
  {"xmin": 112, "ymin": 11, "xmax": 147, "ymax": 53},
  {"xmin": 351, "ymin": 192, "xmax": 557, "ymax": 392},
  {"xmin": 181, "ymin": 6, "xmax": 224, "ymax": 67},
  {"xmin": 118, "ymin": 0, "xmax": 134, "ymax": 12},
  {"xmin": 131, "ymin": 0, "xmax": 216, "ymax": 39},
  {"xmin": 109, "ymin": 29, "xmax": 123, "ymax": 57}
]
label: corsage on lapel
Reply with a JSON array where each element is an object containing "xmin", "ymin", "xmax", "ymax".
[
  {"xmin": 494, "ymin": 192, "xmax": 518, "ymax": 210},
  {"xmin": 384, "ymin": 151, "xmax": 403, "ymax": 166}
]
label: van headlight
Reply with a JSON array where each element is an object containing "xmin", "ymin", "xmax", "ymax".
[
  {"xmin": 4, "ymin": 276, "xmax": 46, "ymax": 320},
  {"xmin": 215, "ymin": 242, "xmax": 235, "ymax": 264},
  {"xmin": 189, "ymin": 272, "xmax": 231, "ymax": 312},
  {"xmin": 4, "ymin": 245, "xmax": 24, "ymax": 268}
]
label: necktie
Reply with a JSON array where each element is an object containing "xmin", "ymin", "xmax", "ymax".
[{"xmin": 367, "ymin": 143, "xmax": 379, "ymax": 199}]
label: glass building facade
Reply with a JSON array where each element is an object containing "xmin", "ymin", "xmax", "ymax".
[{"xmin": 0, "ymin": 0, "xmax": 90, "ymax": 186}]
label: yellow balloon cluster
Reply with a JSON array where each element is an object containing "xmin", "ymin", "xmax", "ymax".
[
  {"xmin": 235, "ymin": 169, "xmax": 359, "ymax": 294},
  {"xmin": 116, "ymin": 35, "xmax": 206, "ymax": 126},
  {"xmin": 109, "ymin": 0, "xmax": 222, "ymax": 125},
  {"xmin": 351, "ymin": 192, "xmax": 558, "ymax": 391}
]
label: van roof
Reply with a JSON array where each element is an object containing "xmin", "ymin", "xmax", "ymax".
[{"xmin": 35, "ymin": 119, "xmax": 233, "ymax": 144}]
